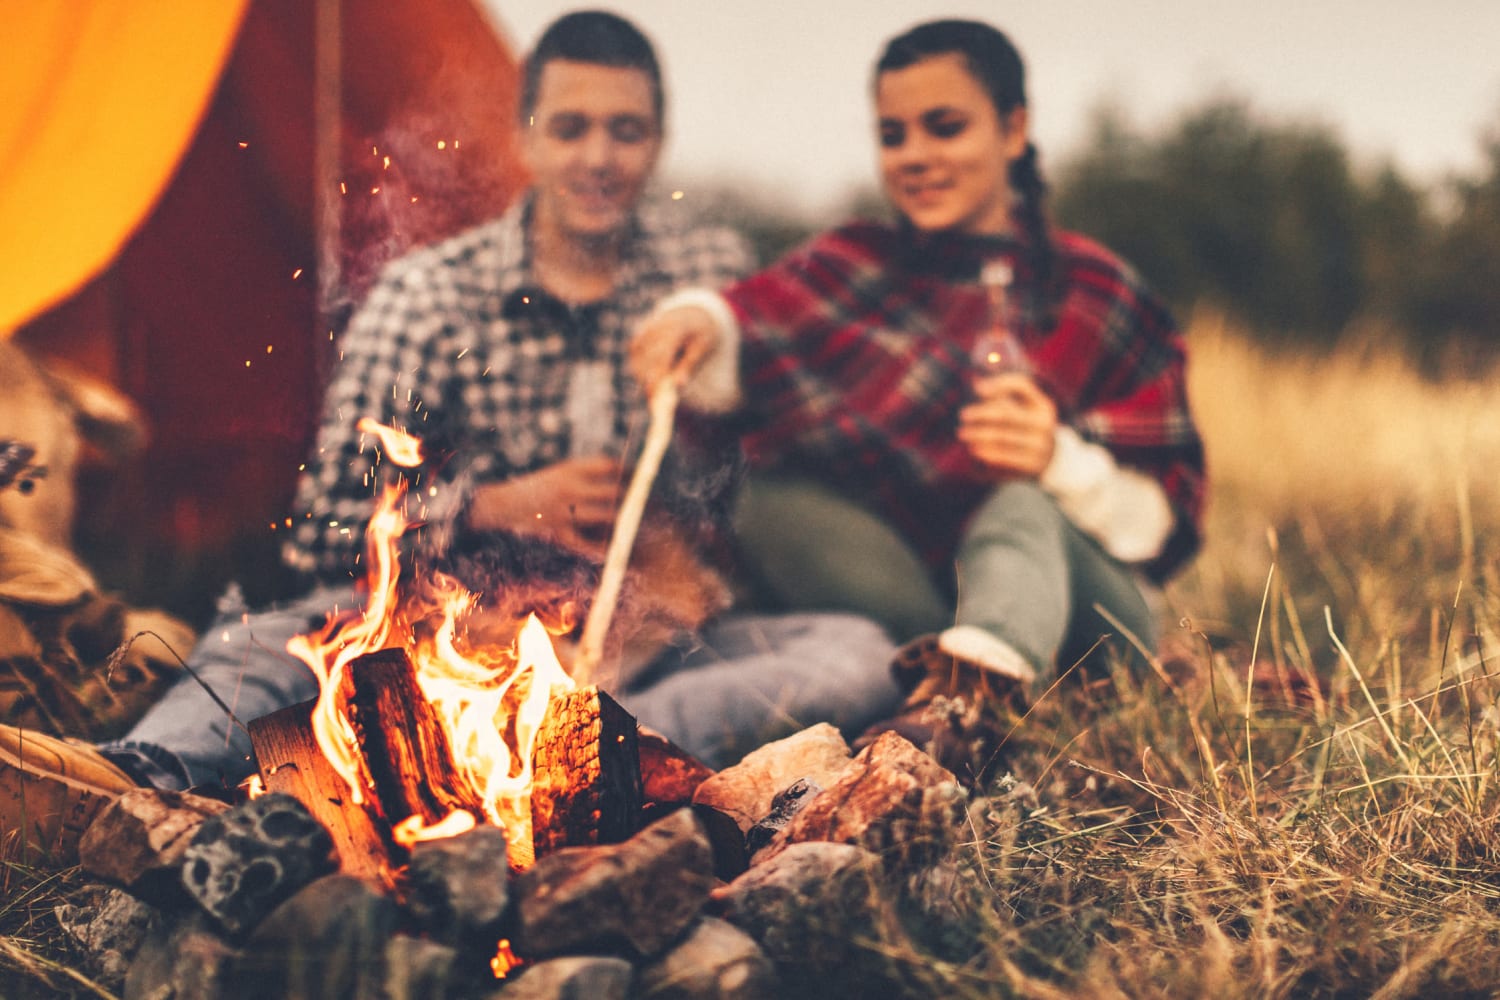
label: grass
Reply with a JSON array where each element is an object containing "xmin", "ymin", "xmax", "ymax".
[
  {"xmin": 6, "ymin": 315, "xmax": 1500, "ymax": 997},
  {"xmin": 912, "ymin": 314, "xmax": 1500, "ymax": 998}
]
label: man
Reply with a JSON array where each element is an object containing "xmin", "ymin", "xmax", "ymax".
[{"xmin": 2, "ymin": 10, "xmax": 898, "ymax": 861}]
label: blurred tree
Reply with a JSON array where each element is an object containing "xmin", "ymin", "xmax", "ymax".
[
  {"xmin": 1053, "ymin": 97, "xmax": 1368, "ymax": 346},
  {"xmin": 670, "ymin": 180, "xmax": 820, "ymax": 265},
  {"xmin": 1409, "ymin": 114, "xmax": 1500, "ymax": 359}
]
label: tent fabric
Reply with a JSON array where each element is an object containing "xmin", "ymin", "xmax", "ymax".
[
  {"xmin": 12, "ymin": 0, "xmax": 526, "ymax": 620},
  {"xmin": 0, "ymin": 2, "xmax": 250, "ymax": 336}
]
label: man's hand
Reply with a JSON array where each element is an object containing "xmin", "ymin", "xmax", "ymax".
[
  {"xmin": 958, "ymin": 373, "xmax": 1058, "ymax": 479},
  {"xmin": 465, "ymin": 456, "xmax": 624, "ymax": 553},
  {"xmin": 629, "ymin": 305, "xmax": 718, "ymax": 395}
]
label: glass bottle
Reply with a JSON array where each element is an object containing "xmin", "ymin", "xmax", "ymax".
[{"xmin": 970, "ymin": 259, "xmax": 1030, "ymax": 382}]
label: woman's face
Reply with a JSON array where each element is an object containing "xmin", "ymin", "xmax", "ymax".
[{"xmin": 875, "ymin": 53, "xmax": 1028, "ymax": 236}]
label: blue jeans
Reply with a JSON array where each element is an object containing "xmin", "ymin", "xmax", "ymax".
[
  {"xmin": 615, "ymin": 612, "xmax": 901, "ymax": 768},
  {"xmin": 101, "ymin": 588, "xmax": 901, "ymax": 787},
  {"xmin": 733, "ymin": 476, "xmax": 1160, "ymax": 680},
  {"xmin": 99, "ymin": 585, "xmax": 356, "ymax": 790}
]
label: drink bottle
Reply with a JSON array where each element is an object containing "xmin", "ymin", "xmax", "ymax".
[{"xmin": 970, "ymin": 259, "xmax": 1030, "ymax": 380}]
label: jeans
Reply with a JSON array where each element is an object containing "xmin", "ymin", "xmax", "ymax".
[
  {"xmin": 100, "ymin": 587, "xmax": 901, "ymax": 788},
  {"xmin": 615, "ymin": 612, "xmax": 901, "ymax": 768},
  {"xmin": 733, "ymin": 475, "xmax": 1160, "ymax": 681},
  {"xmin": 99, "ymin": 584, "xmax": 357, "ymax": 790}
]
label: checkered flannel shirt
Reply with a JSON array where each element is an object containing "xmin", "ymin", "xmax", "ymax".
[
  {"xmin": 722, "ymin": 221, "xmax": 1205, "ymax": 583},
  {"xmin": 283, "ymin": 194, "xmax": 753, "ymax": 581}
]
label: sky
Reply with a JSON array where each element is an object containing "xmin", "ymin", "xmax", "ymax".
[{"xmin": 485, "ymin": 1, "xmax": 1500, "ymax": 218}]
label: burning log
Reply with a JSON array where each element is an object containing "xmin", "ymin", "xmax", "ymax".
[
  {"xmin": 528, "ymin": 686, "xmax": 642, "ymax": 862},
  {"xmin": 336, "ymin": 646, "xmax": 487, "ymax": 832},
  {"xmin": 249, "ymin": 700, "xmax": 392, "ymax": 886}
]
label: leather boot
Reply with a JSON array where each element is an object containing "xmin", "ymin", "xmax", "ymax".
[
  {"xmin": 856, "ymin": 626, "xmax": 1035, "ymax": 786},
  {"xmin": 0, "ymin": 724, "xmax": 138, "ymax": 863}
]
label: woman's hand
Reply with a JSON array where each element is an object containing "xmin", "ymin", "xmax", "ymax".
[
  {"xmin": 464, "ymin": 456, "xmax": 624, "ymax": 553},
  {"xmin": 629, "ymin": 305, "xmax": 719, "ymax": 395},
  {"xmin": 958, "ymin": 373, "xmax": 1058, "ymax": 479}
]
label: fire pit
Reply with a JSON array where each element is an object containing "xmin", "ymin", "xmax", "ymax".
[{"xmin": 51, "ymin": 421, "xmax": 1005, "ymax": 997}]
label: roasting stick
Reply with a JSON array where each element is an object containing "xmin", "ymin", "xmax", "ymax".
[{"xmin": 574, "ymin": 380, "xmax": 680, "ymax": 684}]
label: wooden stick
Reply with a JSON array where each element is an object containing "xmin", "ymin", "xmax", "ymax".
[{"xmin": 574, "ymin": 381, "xmax": 678, "ymax": 684}]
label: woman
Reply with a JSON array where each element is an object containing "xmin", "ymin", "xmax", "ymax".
[{"xmin": 632, "ymin": 19, "xmax": 1204, "ymax": 775}]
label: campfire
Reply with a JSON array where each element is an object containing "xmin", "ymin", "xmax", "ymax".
[
  {"xmin": 58, "ymin": 415, "xmax": 991, "ymax": 999},
  {"xmin": 255, "ymin": 419, "xmax": 646, "ymax": 878}
]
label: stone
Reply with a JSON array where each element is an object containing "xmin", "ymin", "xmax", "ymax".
[
  {"xmin": 692, "ymin": 724, "xmax": 850, "ymax": 839},
  {"xmin": 755, "ymin": 730, "xmax": 965, "ymax": 873},
  {"xmin": 634, "ymin": 917, "xmax": 779, "ymax": 1000},
  {"xmin": 712, "ymin": 841, "xmax": 918, "ymax": 999},
  {"xmin": 384, "ymin": 934, "xmax": 458, "ymax": 1000},
  {"xmin": 405, "ymin": 822, "xmax": 512, "ymax": 948},
  {"xmin": 487, "ymin": 955, "xmax": 632, "ymax": 1000},
  {"xmin": 743, "ymin": 777, "xmax": 820, "ymax": 855},
  {"xmin": 516, "ymin": 807, "xmax": 714, "ymax": 959},
  {"xmin": 123, "ymin": 913, "xmax": 237, "ymax": 1000},
  {"xmin": 225, "ymin": 873, "xmax": 398, "ymax": 1000},
  {"xmin": 691, "ymin": 724, "xmax": 850, "ymax": 878},
  {"xmin": 179, "ymin": 792, "xmax": 337, "ymax": 935},
  {"xmin": 54, "ymin": 885, "xmax": 160, "ymax": 989},
  {"xmin": 79, "ymin": 788, "xmax": 230, "ymax": 904}
]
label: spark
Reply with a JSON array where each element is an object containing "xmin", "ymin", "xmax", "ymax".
[
  {"xmin": 383, "ymin": 155, "xmax": 391, "ymax": 169},
  {"xmin": 371, "ymin": 186, "xmax": 381, "ymax": 195},
  {"xmin": 437, "ymin": 140, "xmax": 446, "ymax": 150},
  {"xmin": 237, "ymin": 141, "xmax": 249, "ymax": 149},
  {"xmin": 340, "ymin": 182, "xmax": 346, "ymax": 195},
  {"xmin": 292, "ymin": 268, "xmax": 303, "ymax": 280},
  {"xmin": 671, "ymin": 190, "xmax": 685, "ymax": 200}
]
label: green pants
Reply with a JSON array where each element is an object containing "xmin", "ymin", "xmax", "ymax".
[{"xmin": 732, "ymin": 476, "xmax": 1159, "ymax": 678}]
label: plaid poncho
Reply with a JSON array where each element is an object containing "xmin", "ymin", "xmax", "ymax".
[{"xmin": 721, "ymin": 220, "xmax": 1205, "ymax": 584}]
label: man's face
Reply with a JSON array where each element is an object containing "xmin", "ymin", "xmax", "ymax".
[{"xmin": 522, "ymin": 59, "xmax": 662, "ymax": 244}]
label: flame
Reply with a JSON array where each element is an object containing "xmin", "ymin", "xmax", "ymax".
[
  {"xmin": 287, "ymin": 426, "xmax": 575, "ymax": 865},
  {"xmin": 356, "ymin": 417, "xmax": 424, "ymax": 467},
  {"xmin": 393, "ymin": 808, "xmax": 477, "ymax": 848},
  {"xmin": 491, "ymin": 939, "xmax": 520, "ymax": 978}
]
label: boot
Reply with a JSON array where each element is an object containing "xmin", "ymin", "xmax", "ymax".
[
  {"xmin": 0, "ymin": 724, "xmax": 138, "ymax": 864},
  {"xmin": 856, "ymin": 626, "xmax": 1036, "ymax": 786}
]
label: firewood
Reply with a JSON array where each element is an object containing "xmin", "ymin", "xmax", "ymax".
[
  {"xmin": 248, "ymin": 699, "xmax": 391, "ymax": 887},
  {"xmin": 528, "ymin": 686, "xmax": 643, "ymax": 861},
  {"xmin": 636, "ymin": 724, "xmax": 714, "ymax": 821},
  {"xmin": 337, "ymin": 647, "xmax": 486, "ymax": 830}
]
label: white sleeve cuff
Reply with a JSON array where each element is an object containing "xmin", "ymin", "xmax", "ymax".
[
  {"xmin": 645, "ymin": 288, "xmax": 743, "ymax": 413},
  {"xmin": 1039, "ymin": 426, "xmax": 1175, "ymax": 564}
]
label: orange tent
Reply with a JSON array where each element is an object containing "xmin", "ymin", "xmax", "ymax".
[{"xmin": 9, "ymin": 0, "xmax": 528, "ymax": 619}]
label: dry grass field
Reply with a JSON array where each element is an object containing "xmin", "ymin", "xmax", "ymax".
[
  {"xmin": 6, "ymin": 317, "xmax": 1500, "ymax": 998},
  {"xmin": 956, "ymin": 315, "xmax": 1500, "ymax": 998}
]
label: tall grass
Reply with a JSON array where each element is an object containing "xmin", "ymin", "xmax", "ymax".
[{"xmin": 931, "ymin": 315, "xmax": 1500, "ymax": 998}]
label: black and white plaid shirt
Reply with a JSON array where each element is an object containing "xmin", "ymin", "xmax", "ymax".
[{"xmin": 283, "ymin": 194, "xmax": 753, "ymax": 580}]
